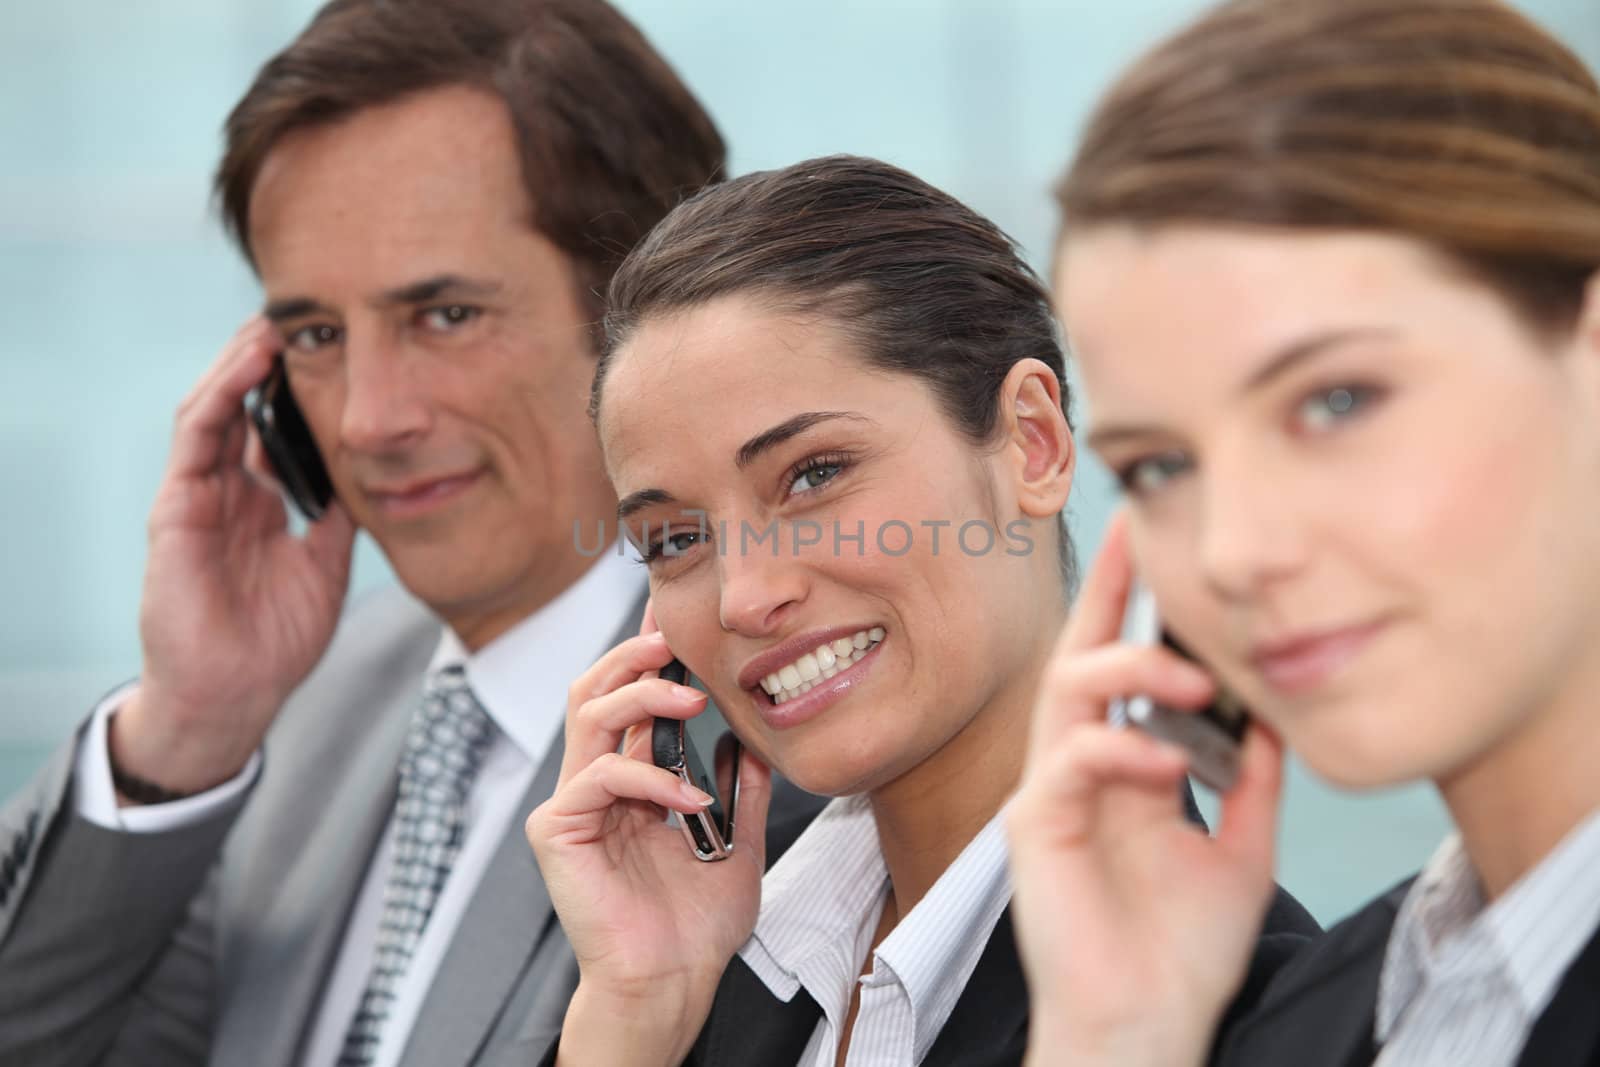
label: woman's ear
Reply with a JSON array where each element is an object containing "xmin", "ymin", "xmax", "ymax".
[
  {"xmin": 999, "ymin": 359, "xmax": 1075, "ymax": 518},
  {"xmin": 1581, "ymin": 269, "xmax": 1600, "ymax": 364}
]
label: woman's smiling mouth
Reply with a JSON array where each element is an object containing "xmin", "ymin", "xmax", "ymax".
[
  {"xmin": 736, "ymin": 625, "xmax": 888, "ymax": 730},
  {"xmin": 760, "ymin": 627, "xmax": 885, "ymax": 703}
]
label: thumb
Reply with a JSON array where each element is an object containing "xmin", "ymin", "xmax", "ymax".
[
  {"xmin": 732, "ymin": 746, "xmax": 772, "ymax": 869},
  {"xmin": 305, "ymin": 499, "xmax": 357, "ymax": 583}
]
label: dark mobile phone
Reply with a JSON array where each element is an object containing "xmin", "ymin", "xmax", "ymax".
[
  {"xmin": 246, "ymin": 355, "xmax": 334, "ymax": 522},
  {"xmin": 1109, "ymin": 583, "xmax": 1250, "ymax": 791},
  {"xmin": 652, "ymin": 658, "xmax": 741, "ymax": 861}
]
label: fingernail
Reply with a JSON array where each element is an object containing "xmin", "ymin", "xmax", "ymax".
[
  {"xmin": 675, "ymin": 685, "xmax": 708, "ymax": 702},
  {"xmin": 681, "ymin": 783, "xmax": 715, "ymax": 806}
]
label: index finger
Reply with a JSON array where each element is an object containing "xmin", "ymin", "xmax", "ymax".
[
  {"xmin": 1056, "ymin": 509, "xmax": 1137, "ymax": 656},
  {"xmin": 166, "ymin": 318, "xmax": 282, "ymax": 483}
]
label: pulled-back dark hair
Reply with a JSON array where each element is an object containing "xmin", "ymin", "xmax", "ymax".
[{"xmin": 594, "ymin": 154, "xmax": 1077, "ymax": 589}]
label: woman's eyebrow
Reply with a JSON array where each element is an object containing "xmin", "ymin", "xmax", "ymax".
[
  {"xmin": 734, "ymin": 411, "xmax": 874, "ymax": 469},
  {"xmin": 616, "ymin": 487, "xmax": 676, "ymax": 522}
]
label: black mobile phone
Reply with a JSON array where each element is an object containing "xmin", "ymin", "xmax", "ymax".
[
  {"xmin": 1109, "ymin": 583, "xmax": 1250, "ymax": 791},
  {"xmin": 246, "ymin": 355, "xmax": 334, "ymax": 522},
  {"xmin": 651, "ymin": 658, "xmax": 741, "ymax": 861}
]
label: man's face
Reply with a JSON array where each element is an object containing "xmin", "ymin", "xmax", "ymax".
[{"xmin": 249, "ymin": 86, "xmax": 616, "ymax": 648}]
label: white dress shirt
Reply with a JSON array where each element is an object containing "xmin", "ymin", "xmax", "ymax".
[
  {"xmin": 73, "ymin": 547, "xmax": 644, "ymax": 1067},
  {"xmin": 1373, "ymin": 804, "xmax": 1600, "ymax": 1066},
  {"xmin": 739, "ymin": 794, "xmax": 1012, "ymax": 1067}
]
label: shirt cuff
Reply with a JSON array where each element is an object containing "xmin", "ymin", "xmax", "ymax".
[{"xmin": 74, "ymin": 683, "xmax": 262, "ymax": 832}]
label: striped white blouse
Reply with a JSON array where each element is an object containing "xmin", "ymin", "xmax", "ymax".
[
  {"xmin": 738, "ymin": 794, "xmax": 1011, "ymax": 1066},
  {"xmin": 1374, "ymin": 804, "xmax": 1600, "ymax": 1065}
]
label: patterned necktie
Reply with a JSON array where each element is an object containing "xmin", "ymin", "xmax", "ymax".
[{"xmin": 339, "ymin": 664, "xmax": 497, "ymax": 1067}]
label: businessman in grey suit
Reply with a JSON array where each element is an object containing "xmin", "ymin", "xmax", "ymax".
[{"xmin": 0, "ymin": 1, "xmax": 747, "ymax": 1064}]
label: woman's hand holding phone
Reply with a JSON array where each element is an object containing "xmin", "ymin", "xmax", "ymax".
[
  {"xmin": 116, "ymin": 317, "xmax": 357, "ymax": 797},
  {"xmin": 525, "ymin": 607, "xmax": 772, "ymax": 1067},
  {"xmin": 1005, "ymin": 513, "xmax": 1284, "ymax": 1067}
]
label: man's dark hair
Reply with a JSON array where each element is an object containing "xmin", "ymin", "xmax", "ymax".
[{"xmin": 215, "ymin": 0, "xmax": 726, "ymax": 333}]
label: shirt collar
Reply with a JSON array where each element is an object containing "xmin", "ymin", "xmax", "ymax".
[
  {"xmin": 1376, "ymin": 833, "xmax": 1484, "ymax": 1040},
  {"xmin": 742, "ymin": 794, "xmax": 889, "ymax": 1001},
  {"xmin": 876, "ymin": 810, "xmax": 1012, "ymax": 1062},
  {"xmin": 739, "ymin": 794, "xmax": 1012, "ymax": 1061},
  {"xmin": 1484, "ymin": 803, "xmax": 1600, "ymax": 1014},
  {"xmin": 1377, "ymin": 803, "xmax": 1600, "ymax": 1041},
  {"xmin": 427, "ymin": 546, "xmax": 645, "ymax": 764}
]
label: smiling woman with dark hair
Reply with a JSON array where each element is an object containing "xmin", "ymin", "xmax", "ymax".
[{"xmin": 523, "ymin": 154, "xmax": 1317, "ymax": 1067}]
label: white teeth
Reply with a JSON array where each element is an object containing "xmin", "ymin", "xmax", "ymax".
[{"xmin": 762, "ymin": 628, "xmax": 885, "ymax": 704}]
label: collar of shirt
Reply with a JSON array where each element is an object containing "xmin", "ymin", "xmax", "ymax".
[
  {"xmin": 426, "ymin": 545, "xmax": 645, "ymax": 764},
  {"xmin": 1376, "ymin": 803, "xmax": 1600, "ymax": 1043},
  {"xmin": 739, "ymin": 793, "xmax": 1013, "ymax": 1064}
]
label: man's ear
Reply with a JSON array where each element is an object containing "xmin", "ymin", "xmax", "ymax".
[{"xmin": 998, "ymin": 358, "xmax": 1075, "ymax": 518}]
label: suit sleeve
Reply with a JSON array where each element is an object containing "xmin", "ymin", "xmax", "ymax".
[
  {"xmin": 1208, "ymin": 884, "xmax": 1324, "ymax": 1063},
  {"xmin": 0, "ymin": 720, "xmax": 249, "ymax": 1067}
]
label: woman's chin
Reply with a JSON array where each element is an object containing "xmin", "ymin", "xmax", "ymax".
[
  {"xmin": 770, "ymin": 745, "xmax": 901, "ymax": 799},
  {"xmin": 1291, "ymin": 732, "xmax": 1446, "ymax": 793}
]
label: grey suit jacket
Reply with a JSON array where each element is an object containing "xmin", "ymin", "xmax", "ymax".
[{"xmin": 0, "ymin": 584, "xmax": 647, "ymax": 1067}]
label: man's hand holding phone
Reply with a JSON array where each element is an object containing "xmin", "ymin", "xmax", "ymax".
[
  {"xmin": 113, "ymin": 317, "xmax": 356, "ymax": 799},
  {"xmin": 1005, "ymin": 513, "xmax": 1284, "ymax": 1067},
  {"xmin": 524, "ymin": 605, "xmax": 771, "ymax": 1067}
]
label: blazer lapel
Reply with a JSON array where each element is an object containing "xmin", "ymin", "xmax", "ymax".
[
  {"xmin": 1216, "ymin": 887, "xmax": 1405, "ymax": 1067},
  {"xmin": 691, "ymin": 956, "xmax": 822, "ymax": 1066},
  {"xmin": 213, "ymin": 678, "xmax": 415, "ymax": 1067},
  {"xmin": 399, "ymin": 592, "xmax": 650, "ymax": 1067},
  {"xmin": 923, "ymin": 908, "xmax": 1029, "ymax": 1067},
  {"xmin": 1517, "ymin": 918, "xmax": 1600, "ymax": 1067},
  {"xmin": 396, "ymin": 731, "xmax": 567, "ymax": 1067}
]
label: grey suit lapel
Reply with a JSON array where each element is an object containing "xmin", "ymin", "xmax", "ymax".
[
  {"xmin": 397, "ymin": 732, "xmax": 567, "ymax": 1067},
  {"xmin": 213, "ymin": 681, "xmax": 415, "ymax": 1067},
  {"xmin": 398, "ymin": 590, "xmax": 648, "ymax": 1067}
]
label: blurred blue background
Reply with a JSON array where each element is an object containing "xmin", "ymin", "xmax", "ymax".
[{"xmin": 3, "ymin": 0, "xmax": 1596, "ymax": 924}]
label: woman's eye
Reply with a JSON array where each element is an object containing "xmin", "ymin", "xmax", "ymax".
[
  {"xmin": 787, "ymin": 462, "xmax": 842, "ymax": 496},
  {"xmin": 643, "ymin": 528, "xmax": 705, "ymax": 564},
  {"xmin": 1297, "ymin": 384, "xmax": 1380, "ymax": 432},
  {"xmin": 421, "ymin": 305, "xmax": 480, "ymax": 332},
  {"xmin": 1114, "ymin": 449, "xmax": 1191, "ymax": 496},
  {"xmin": 285, "ymin": 323, "xmax": 342, "ymax": 353}
]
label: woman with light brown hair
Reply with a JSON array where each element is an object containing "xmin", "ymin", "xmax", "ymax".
[{"xmin": 1008, "ymin": 0, "xmax": 1600, "ymax": 1064}]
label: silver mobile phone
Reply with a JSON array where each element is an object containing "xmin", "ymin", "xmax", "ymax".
[
  {"xmin": 651, "ymin": 659, "xmax": 741, "ymax": 861},
  {"xmin": 1109, "ymin": 583, "xmax": 1249, "ymax": 791}
]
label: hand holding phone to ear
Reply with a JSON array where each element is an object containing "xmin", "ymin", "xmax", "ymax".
[
  {"xmin": 1005, "ymin": 513, "xmax": 1284, "ymax": 1067},
  {"xmin": 113, "ymin": 317, "xmax": 356, "ymax": 799},
  {"xmin": 525, "ymin": 605, "xmax": 771, "ymax": 1067}
]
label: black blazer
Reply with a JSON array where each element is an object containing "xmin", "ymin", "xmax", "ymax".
[
  {"xmin": 1216, "ymin": 878, "xmax": 1600, "ymax": 1067},
  {"xmin": 685, "ymin": 887, "xmax": 1320, "ymax": 1067},
  {"xmin": 536, "ymin": 785, "xmax": 1320, "ymax": 1067}
]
